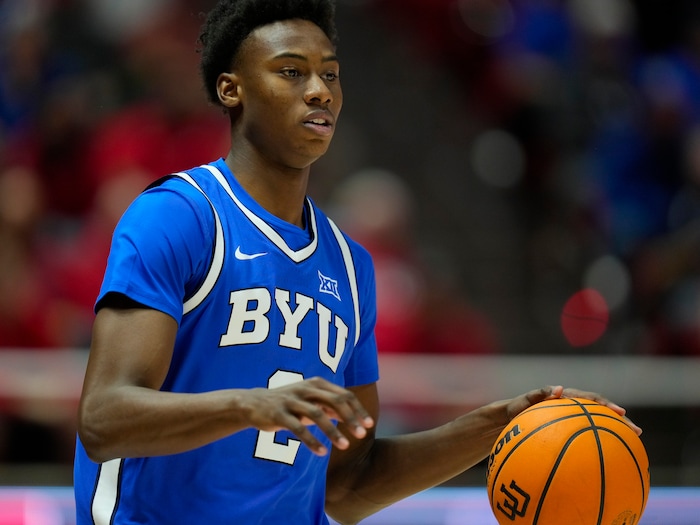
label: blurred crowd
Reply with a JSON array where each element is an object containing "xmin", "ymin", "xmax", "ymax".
[
  {"xmin": 2, "ymin": 0, "xmax": 700, "ymax": 358},
  {"xmin": 361, "ymin": 0, "xmax": 700, "ymax": 357},
  {"xmin": 0, "ymin": 0, "xmax": 228, "ymax": 348}
]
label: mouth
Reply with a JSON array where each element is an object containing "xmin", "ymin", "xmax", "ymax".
[
  {"xmin": 306, "ymin": 118, "xmax": 330, "ymax": 126},
  {"xmin": 303, "ymin": 112, "xmax": 334, "ymax": 136}
]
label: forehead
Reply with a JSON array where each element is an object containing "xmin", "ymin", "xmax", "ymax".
[{"xmin": 239, "ymin": 19, "xmax": 336, "ymax": 63}]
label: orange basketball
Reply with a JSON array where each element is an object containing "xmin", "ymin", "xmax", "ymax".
[{"xmin": 486, "ymin": 397, "xmax": 650, "ymax": 525}]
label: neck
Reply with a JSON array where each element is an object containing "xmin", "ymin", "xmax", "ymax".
[{"xmin": 225, "ymin": 151, "xmax": 310, "ymax": 228}]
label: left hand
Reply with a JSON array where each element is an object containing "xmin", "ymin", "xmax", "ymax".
[{"xmin": 505, "ymin": 385, "xmax": 643, "ymax": 436}]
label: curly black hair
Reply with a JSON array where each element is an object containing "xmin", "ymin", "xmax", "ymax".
[{"xmin": 198, "ymin": 0, "xmax": 338, "ymax": 106}]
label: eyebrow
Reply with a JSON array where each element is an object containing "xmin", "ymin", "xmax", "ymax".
[{"xmin": 273, "ymin": 52, "xmax": 339, "ymax": 63}]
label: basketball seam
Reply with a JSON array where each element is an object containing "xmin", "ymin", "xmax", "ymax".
[
  {"xmin": 531, "ymin": 399, "xmax": 606, "ymax": 525},
  {"xmin": 488, "ymin": 412, "xmax": 590, "ymax": 503},
  {"xmin": 597, "ymin": 427, "xmax": 650, "ymax": 514},
  {"xmin": 532, "ymin": 425, "xmax": 600, "ymax": 524}
]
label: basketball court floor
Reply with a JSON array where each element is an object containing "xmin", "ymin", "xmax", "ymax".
[
  {"xmin": 0, "ymin": 486, "xmax": 697, "ymax": 524},
  {"xmin": 331, "ymin": 486, "xmax": 700, "ymax": 525}
]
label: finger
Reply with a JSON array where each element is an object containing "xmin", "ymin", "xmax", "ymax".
[
  {"xmin": 293, "ymin": 401, "xmax": 354, "ymax": 450},
  {"xmin": 525, "ymin": 385, "xmax": 563, "ymax": 406},
  {"xmin": 624, "ymin": 416, "xmax": 643, "ymax": 436},
  {"xmin": 303, "ymin": 379, "xmax": 374, "ymax": 437},
  {"xmin": 543, "ymin": 385, "xmax": 564, "ymax": 400},
  {"xmin": 328, "ymin": 393, "xmax": 374, "ymax": 439},
  {"xmin": 559, "ymin": 389, "xmax": 643, "ymax": 436},
  {"xmin": 283, "ymin": 414, "xmax": 333, "ymax": 456},
  {"xmin": 561, "ymin": 388, "xmax": 625, "ymax": 416},
  {"xmin": 248, "ymin": 388, "xmax": 349, "ymax": 453},
  {"xmin": 506, "ymin": 386, "xmax": 559, "ymax": 421}
]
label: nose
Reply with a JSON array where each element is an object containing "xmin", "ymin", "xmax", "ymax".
[{"xmin": 304, "ymin": 74, "xmax": 333, "ymax": 106}]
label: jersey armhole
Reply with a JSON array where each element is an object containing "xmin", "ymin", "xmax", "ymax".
[{"xmin": 170, "ymin": 172, "xmax": 225, "ymax": 315}]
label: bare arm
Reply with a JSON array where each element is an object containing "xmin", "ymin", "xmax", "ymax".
[
  {"xmin": 325, "ymin": 384, "xmax": 641, "ymax": 525},
  {"xmin": 77, "ymin": 304, "xmax": 374, "ymax": 463}
]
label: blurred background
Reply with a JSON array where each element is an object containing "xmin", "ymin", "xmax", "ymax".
[{"xmin": 1, "ymin": 0, "xmax": 699, "ymax": 513}]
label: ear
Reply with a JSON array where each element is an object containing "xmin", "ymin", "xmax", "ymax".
[{"xmin": 216, "ymin": 72, "xmax": 241, "ymax": 108}]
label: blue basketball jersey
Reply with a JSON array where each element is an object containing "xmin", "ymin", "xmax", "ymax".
[{"xmin": 74, "ymin": 158, "xmax": 380, "ymax": 524}]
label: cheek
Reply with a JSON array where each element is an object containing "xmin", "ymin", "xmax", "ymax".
[
  {"xmin": 333, "ymin": 85, "xmax": 343, "ymax": 110},
  {"xmin": 244, "ymin": 91, "xmax": 294, "ymax": 135},
  {"xmin": 334, "ymin": 96, "xmax": 343, "ymax": 116},
  {"xmin": 257, "ymin": 86, "xmax": 288, "ymax": 111}
]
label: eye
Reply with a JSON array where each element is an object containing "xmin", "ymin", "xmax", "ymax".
[
  {"xmin": 281, "ymin": 68, "xmax": 301, "ymax": 78},
  {"xmin": 324, "ymin": 71, "xmax": 339, "ymax": 82}
]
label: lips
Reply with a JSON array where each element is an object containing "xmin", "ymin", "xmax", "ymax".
[{"xmin": 303, "ymin": 110, "xmax": 334, "ymax": 136}]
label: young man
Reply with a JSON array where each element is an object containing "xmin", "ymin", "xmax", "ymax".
[{"xmin": 74, "ymin": 1, "xmax": 641, "ymax": 523}]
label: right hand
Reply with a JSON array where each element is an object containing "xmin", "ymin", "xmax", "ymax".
[{"xmin": 240, "ymin": 376, "xmax": 375, "ymax": 455}]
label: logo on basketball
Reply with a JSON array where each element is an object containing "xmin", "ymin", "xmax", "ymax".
[
  {"xmin": 496, "ymin": 479, "xmax": 531, "ymax": 521},
  {"xmin": 487, "ymin": 423, "xmax": 522, "ymax": 475},
  {"xmin": 611, "ymin": 510, "xmax": 637, "ymax": 525}
]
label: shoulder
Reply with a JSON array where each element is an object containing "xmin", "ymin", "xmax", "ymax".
[
  {"xmin": 125, "ymin": 171, "xmax": 216, "ymax": 233},
  {"xmin": 99, "ymin": 169, "xmax": 220, "ymax": 319},
  {"xmin": 112, "ymin": 169, "xmax": 219, "ymax": 261},
  {"xmin": 144, "ymin": 171, "xmax": 213, "ymax": 209}
]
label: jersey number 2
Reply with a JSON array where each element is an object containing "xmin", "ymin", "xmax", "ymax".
[{"xmin": 253, "ymin": 370, "xmax": 303, "ymax": 465}]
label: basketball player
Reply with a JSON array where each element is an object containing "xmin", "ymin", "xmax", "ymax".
[{"xmin": 74, "ymin": 1, "xmax": 641, "ymax": 523}]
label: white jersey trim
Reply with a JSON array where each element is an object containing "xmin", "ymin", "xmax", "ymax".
[
  {"xmin": 203, "ymin": 164, "xmax": 319, "ymax": 263},
  {"xmin": 91, "ymin": 458, "xmax": 123, "ymax": 524},
  {"xmin": 327, "ymin": 218, "xmax": 361, "ymax": 346},
  {"xmin": 174, "ymin": 172, "xmax": 226, "ymax": 315}
]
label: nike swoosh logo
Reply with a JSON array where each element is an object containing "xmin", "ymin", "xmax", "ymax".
[{"xmin": 235, "ymin": 246, "xmax": 269, "ymax": 260}]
